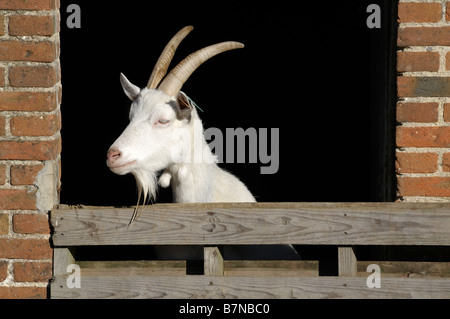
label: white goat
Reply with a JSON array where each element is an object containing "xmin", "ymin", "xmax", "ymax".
[
  {"xmin": 107, "ymin": 26, "xmax": 299, "ymax": 260},
  {"xmin": 107, "ymin": 26, "xmax": 254, "ymax": 208}
]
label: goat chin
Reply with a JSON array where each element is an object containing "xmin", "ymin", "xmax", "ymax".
[{"xmin": 131, "ymin": 168, "xmax": 158, "ymax": 206}]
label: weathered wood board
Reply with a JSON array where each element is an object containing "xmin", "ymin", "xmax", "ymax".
[
  {"xmin": 50, "ymin": 275, "xmax": 450, "ymax": 299},
  {"xmin": 74, "ymin": 260, "xmax": 318, "ymax": 277},
  {"xmin": 51, "ymin": 202, "xmax": 450, "ymax": 246}
]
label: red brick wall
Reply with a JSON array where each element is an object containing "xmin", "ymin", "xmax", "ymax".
[
  {"xmin": 0, "ymin": 0, "xmax": 60, "ymax": 299},
  {"xmin": 396, "ymin": 0, "xmax": 450, "ymax": 202}
]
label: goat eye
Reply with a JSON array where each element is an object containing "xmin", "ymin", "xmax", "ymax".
[{"xmin": 157, "ymin": 119, "xmax": 170, "ymax": 125}]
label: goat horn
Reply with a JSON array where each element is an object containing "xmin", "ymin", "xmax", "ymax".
[
  {"xmin": 147, "ymin": 26, "xmax": 194, "ymax": 89},
  {"xmin": 158, "ymin": 41, "xmax": 244, "ymax": 97}
]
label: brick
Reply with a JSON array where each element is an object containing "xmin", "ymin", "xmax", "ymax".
[
  {"xmin": 0, "ymin": 138, "xmax": 61, "ymax": 160},
  {"xmin": 396, "ymin": 152, "xmax": 438, "ymax": 174},
  {"xmin": 0, "ymin": 91, "xmax": 57, "ymax": 112},
  {"xmin": 398, "ymin": 3, "xmax": 442, "ymax": 23},
  {"xmin": 0, "ymin": 189, "xmax": 36, "ymax": 210},
  {"xmin": 397, "ymin": 51, "xmax": 439, "ymax": 72},
  {"xmin": 0, "ymin": 164, "xmax": 5, "ymax": 185},
  {"xmin": 0, "ymin": 116, "xmax": 5, "ymax": 135},
  {"xmin": 443, "ymin": 153, "xmax": 450, "ymax": 172},
  {"xmin": 0, "ymin": 40, "xmax": 56, "ymax": 63},
  {"xmin": 398, "ymin": 177, "xmax": 450, "ymax": 197},
  {"xmin": 447, "ymin": 2, "xmax": 450, "ymax": 22},
  {"xmin": 398, "ymin": 77, "xmax": 450, "ymax": 97},
  {"xmin": 11, "ymin": 112, "xmax": 61, "ymax": 137},
  {"xmin": 396, "ymin": 102, "xmax": 439, "ymax": 123},
  {"xmin": 397, "ymin": 127, "xmax": 450, "ymax": 148},
  {"xmin": 14, "ymin": 262, "xmax": 52, "ymax": 282},
  {"xmin": 0, "ymin": 0, "xmax": 59, "ymax": 10},
  {"xmin": 10, "ymin": 164, "xmax": 44, "ymax": 185},
  {"xmin": 13, "ymin": 214, "xmax": 49, "ymax": 234},
  {"xmin": 445, "ymin": 103, "xmax": 450, "ymax": 122},
  {"xmin": 398, "ymin": 27, "xmax": 450, "ymax": 47},
  {"xmin": 0, "ymin": 214, "xmax": 8, "ymax": 235},
  {"xmin": 0, "ymin": 261, "xmax": 7, "ymax": 282},
  {"xmin": 0, "ymin": 238, "xmax": 51, "ymax": 259},
  {"xmin": 0, "ymin": 67, "xmax": 4, "ymax": 86},
  {"xmin": 9, "ymin": 65, "xmax": 58, "ymax": 87},
  {"xmin": 447, "ymin": 52, "xmax": 450, "ymax": 71},
  {"xmin": 0, "ymin": 287, "xmax": 46, "ymax": 299},
  {"xmin": 9, "ymin": 15, "xmax": 57, "ymax": 36},
  {"xmin": 0, "ymin": 16, "xmax": 4, "ymax": 36}
]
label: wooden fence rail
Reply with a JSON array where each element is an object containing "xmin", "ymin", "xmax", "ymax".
[{"xmin": 50, "ymin": 202, "xmax": 450, "ymax": 299}]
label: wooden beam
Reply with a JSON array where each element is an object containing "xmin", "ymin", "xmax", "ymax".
[
  {"xmin": 50, "ymin": 202, "xmax": 450, "ymax": 247},
  {"xmin": 50, "ymin": 275, "xmax": 450, "ymax": 299},
  {"xmin": 338, "ymin": 247, "xmax": 357, "ymax": 277},
  {"xmin": 204, "ymin": 247, "xmax": 224, "ymax": 276},
  {"xmin": 53, "ymin": 248, "xmax": 76, "ymax": 277}
]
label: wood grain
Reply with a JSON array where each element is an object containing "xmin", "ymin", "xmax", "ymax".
[
  {"xmin": 50, "ymin": 275, "xmax": 450, "ymax": 299},
  {"xmin": 51, "ymin": 202, "xmax": 450, "ymax": 246},
  {"xmin": 204, "ymin": 247, "xmax": 224, "ymax": 276}
]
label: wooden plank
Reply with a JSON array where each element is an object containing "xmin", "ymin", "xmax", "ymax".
[
  {"xmin": 77, "ymin": 261, "xmax": 187, "ymax": 277},
  {"xmin": 72, "ymin": 260, "xmax": 450, "ymax": 278},
  {"xmin": 51, "ymin": 202, "xmax": 450, "ymax": 246},
  {"xmin": 338, "ymin": 247, "xmax": 357, "ymax": 277},
  {"xmin": 204, "ymin": 247, "xmax": 224, "ymax": 276},
  {"xmin": 77, "ymin": 260, "xmax": 316, "ymax": 277},
  {"xmin": 357, "ymin": 261, "xmax": 450, "ymax": 278},
  {"xmin": 53, "ymin": 248, "xmax": 76, "ymax": 277},
  {"xmin": 224, "ymin": 260, "xmax": 318, "ymax": 277},
  {"xmin": 50, "ymin": 275, "xmax": 450, "ymax": 299}
]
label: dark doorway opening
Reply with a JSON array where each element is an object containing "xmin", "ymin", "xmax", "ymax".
[{"xmin": 59, "ymin": 0, "xmax": 397, "ymax": 206}]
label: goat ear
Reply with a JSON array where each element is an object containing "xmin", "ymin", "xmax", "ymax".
[
  {"xmin": 120, "ymin": 73, "xmax": 141, "ymax": 101},
  {"xmin": 176, "ymin": 91, "xmax": 193, "ymax": 120}
]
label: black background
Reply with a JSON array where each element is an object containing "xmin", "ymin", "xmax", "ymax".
[{"xmin": 59, "ymin": 0, "xmax": 396, "ymax": 206}]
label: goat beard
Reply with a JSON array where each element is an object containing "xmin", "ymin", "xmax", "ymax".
[{"xmin": 128, "ymin": 168, "xmax": 158, "ymax": 225}]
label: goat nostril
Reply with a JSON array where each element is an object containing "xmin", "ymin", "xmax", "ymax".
[{"xmin": 107, "ymin": 149, "xmax": 121, "ymax": 161}]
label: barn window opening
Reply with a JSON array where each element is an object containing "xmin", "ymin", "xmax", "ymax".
[{"xmin": 59, "ymin": 0, "xmax": 397, "ymax": 206}]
